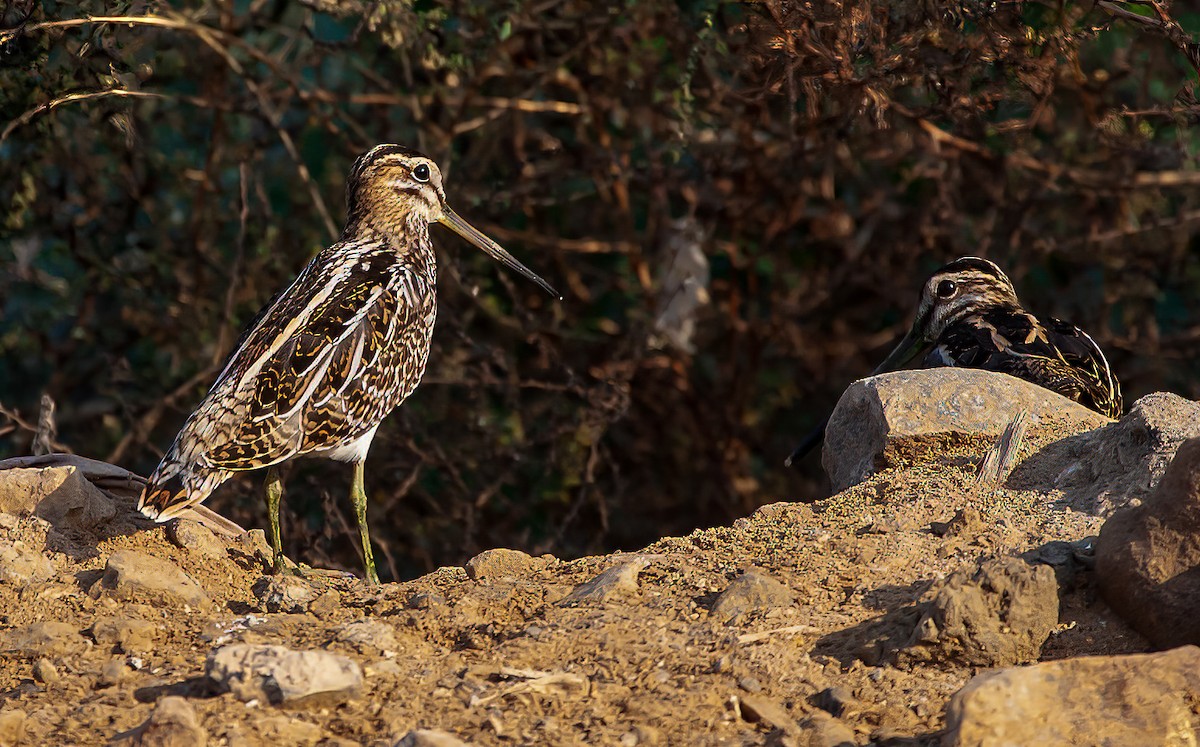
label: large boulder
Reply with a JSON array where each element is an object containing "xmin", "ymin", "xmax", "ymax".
[
  {"xmin": 822, "ymin": 368, "xmax": 1109, "ymax": 492},
  {"xmin": 1096, "ymin": 437, "xmax": 1200, "ymax": 648},
  {"xmin": 942, "ymin": 646, "xmax": 1200, "ymax": 746}
]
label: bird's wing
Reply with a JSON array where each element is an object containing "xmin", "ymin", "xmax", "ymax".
[
  {"xmin": 176, "ymin": 243, "xmax": 431, "ymax": 471},
  {"xmin": 931, "ymin": 309, "xmax": 1122, "ymax": 418}
]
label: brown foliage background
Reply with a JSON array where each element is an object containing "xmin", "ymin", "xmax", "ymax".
[{"xmin": 3, "ymin": 0, "xmax": 1200, "ymax": 580}]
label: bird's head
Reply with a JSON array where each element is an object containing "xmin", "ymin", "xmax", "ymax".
[
  {"xmin": 345, "ymin": 144, "xmax": 559, "ymax": 298},
  {"xmin": 872, "ymin": 256, "xmax": 1020, "ymax": 374}
]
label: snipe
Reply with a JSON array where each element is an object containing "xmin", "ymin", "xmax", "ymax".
[
  {"xmin": 786, "ymin": 256, "xmax": 1122, "ymax": 466},
  {"xmin": 138, "ymin": 145, "xmax": 558, "ymax": 584}
]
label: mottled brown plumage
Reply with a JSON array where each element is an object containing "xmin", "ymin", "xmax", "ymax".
[
  {"xmin": 786, "ymin": 257, "xmax": 1122, "ymax": 466},
  {"xmin": 138, "ymin": 144, "xmax": 558, "ymax": 584}
]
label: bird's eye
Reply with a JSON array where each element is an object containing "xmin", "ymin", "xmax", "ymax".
[
  {"xmin": 412, "ymin": 163, "xmax": 431, "ymax": 183},
  {"xmin": 935, "ymin": 279, "xmax": 957, "ymax": 298}
]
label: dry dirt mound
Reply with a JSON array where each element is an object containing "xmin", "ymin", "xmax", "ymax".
[{"xmin": 0, "ymin": 384, "xmax": 1190, "ymax": 745}]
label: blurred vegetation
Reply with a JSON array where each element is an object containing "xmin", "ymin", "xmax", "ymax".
[{"xmin": 3, "ymin": 0, "xmax": 1200, "ymax": 580}]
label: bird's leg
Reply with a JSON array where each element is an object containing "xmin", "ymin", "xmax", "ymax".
[
  {"xmin": 265, "ymin": 465, "xmax": 288, "ymax": 575},
  {"xmin": 263, "ymin": 466, "xmax": 353, "ymax": 580},
  {"xmin": 351, "ymin": 460, "xmax": 380, "ymax": 585}
]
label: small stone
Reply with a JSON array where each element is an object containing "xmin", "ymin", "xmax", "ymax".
[
  {"xmin": 560, "ymin": 557, "xmax": 650, "ymax": 605},
  {"xmin": 812, "ymin": 687, "xmax": 858, "ymax": 718},
  {"xmin": 0, "ymin": 513, "xmax": 19, "ymax": 531},
  {"xmin": 929, "ymin": 507, "xmax": 983, "ymax": 539},
  {"xmin": 92, "ymin": 616, "xmax": 157, "ymax": 655},
  {"xmin": 253, "ymin": 575, "xmax": 316, "ymax": 614},
  {"xmin": 308, "ymin": 590, "xmax": 340, "ymax": 619},
  {"xmin": 132, "ymin": 696, "xmax": 207, "ymax": 747},
  {"xmin": 97, "ymin": 658, "xmax": 128, "ymax": 688},
  {"xmin": 394, "ymin": 729, "xmax": 474, "ymax": 747},
  {"xmin": 943, "ymin": 646, "xmax": 1200, "ymax": 745},
  {"xmin": 256, "ymin": 715, "xmax": 323, "ymax": 746},
  {"xmin": 895, "ymin": 556, "xmax": 1058, "ymax": 667},
  {"xmin": 168, "ymin": 520, "xmax": 227, "ymax": 559},
  {"xmin": 798, "ymin": 712, "xmax": 856, "ymax": 747},
  {"xmin": 335, "ymin": 619, "xmax": 397, "ymax": 653},
  {"xmin": 91, "ymin": 551, "xmax": 209, "ymax": 608},
  {"xmin": 0, "ymin": 542, "xmax": 54, "ymax": 585},
  {"xmin": 737, "ymin": 676, "xmax": 762, "ymax": 693},
  {"xmin": 2, "ymin": 621, "xmax": 85, "ymax": 658},
  {"xmin": 31, "ymin": 659, "xmax": 58, "ymax": 685},
  {"xmin": 364, "ymin": 659, "xmax": 402, "ymax": 678},
  {"xmin": 738, "ymin": 694, "xmax": 799, "ymax": 734},
  {"xmin": 1097, "ymin": 437, "xmax": 1200, "ymax": 647},
  {"xmin": 0, "ymin": 710, "xmax": 26, "ymax": 746},
  {"xmin": 206, "ymin": 643, "xmax": 362, "ymax": 707},
  {"xmin": 711, "ymin": 569, "xmax": 796, "ymax": 620},
  {"xmin": 464, "ymin": 548, "xmax": 550, "ymax": 583}
]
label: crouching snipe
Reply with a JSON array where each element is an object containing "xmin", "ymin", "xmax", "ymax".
[
  {"xmin": 139, "ymin": 145, "xmax": 559, "ymax": 585},
  {"xmin": 786, "ymin": 256, "xmax": 1121, "ymax": 465}
]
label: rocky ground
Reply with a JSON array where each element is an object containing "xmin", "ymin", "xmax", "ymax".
[{"xmin": 1, "ymin": 369, "xmax": 1199, "ymax": 746}]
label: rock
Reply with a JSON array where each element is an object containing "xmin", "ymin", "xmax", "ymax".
[
  {"xmin": 2, "ymin": 621, "xmax": 85, "ymax": 658},
  {"xmin": 206, "ymin": 644, "xmax": 363, "ymax": 707},
  {"xmin": 896, "ymin": 556, "xmax": 1058, "ymax": 667},
  {"xmin": 822, "ymin": 368, "xmax": 1109, "ymax": 491},
  {"xmin": 1014, "ymin": 392, "xmax": 1200, "ymax": 515},
  {"xmin": 0, "ymin": 466, "xmax": 115, "ymax": 532},
  {"xmin": 798, "ymin": 712, "xmax": 856, "ymax": 747},
  {"xmin": 253, "ymin": 575, "xmax": 316, "ymax": 614},
  {"xmin": 0, "ymin": 710, "xmax": 26, "ymax": 746},
  {"xmin": 0, "ymin": 542, "xmax": 54, "ymax": 585},
  {"xmin": 31, "ymin": 659, "xmax": 58, "ymax": 685},
  {"xmin": 928, "ymin": 507, "xmax": 983, "ymax": 539},
  {"xmin": 711, "ymin": 569, "xmax": 796, "ymax": 620},
  {"xmin": 1096, "ymin": 437, "xmax": 1200, "ymax": 647},
  {"xmin": 255, "ymin": 715, "xmax": 324, "ymax": 745},
  {"xmin": 812, "ymin": 687, "xmax": 858, "ymax": 718},
  {"xmin": 96, "ymin": 658, "xmax": 129, "ymax": 688},
  {"xmin": 132, "ymin": 696, "xmax": 207, "ymax": 747},
  {"xmin": 335, "ymin": 619, "xmax": 398, "ymax": 653},
  {"xmin": 561, "ymin": 556, "xmax": 650, "ymax": 605},
  {"xmin": 394, "ymin": 730, "xmax": 474, "ymax": 747},
  {"xmin": 168, "ymin": 520, "xmax": 228, "ymax": 559},
  {"xmin": 463, "ymin": 548, "xmax": 549, "ymax": 582},
  {"xmin": 739, "ymin": 694, "xmax": 800, "ymax": 733},
  {"xmin": 91, "ymin": 616, "xmax": 157, "ymax": 655},
  {"xmin": 91, "ymin": 551, "xmax": 209, "ymax": 608},
  {"xmin": 942, "ymin": 646, "xmax": 1200, "ymax": 746}
]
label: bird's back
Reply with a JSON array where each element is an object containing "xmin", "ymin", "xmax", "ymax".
[
  {"xmin": 928, "ymin": 306, "xmax": 1122, "ymax": 418},
  {"xmin": 140, "ymin": 235, "xmax": 437, "ymax": 518}
]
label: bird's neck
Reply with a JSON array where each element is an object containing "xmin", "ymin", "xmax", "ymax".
[{"xmin": 342, "ymin": 213, "xmax": 437, "ymax": 274}]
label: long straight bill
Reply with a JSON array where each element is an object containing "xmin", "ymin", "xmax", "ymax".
[
  {"xmin": 869, "ymin": 326, "xmax": 926, "ymax": 375},
  {"xmin": 439, "ymin": 207, "xmax": 561, "ymax": 299}
]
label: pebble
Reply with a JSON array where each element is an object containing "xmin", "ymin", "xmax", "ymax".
[
  {"xmin": 32, "ymin": 659, "xmax": 59, "ymax": 685},
  {"xmin": 92, "ymin": 616, "xmax": 157, "ymax": 655},
  {"xmin": 168, "ymin": 519, "xmax": 228, "ymax": 559},
  {"xmin": 91, "ymin": 551, "xmax": 210, "ymax": 608},
  {"xmin": 253, "ymin": 575, "xmax": 316, "ymax": 614},
  {"xmin": 394, "ymin": 729, "xmax": 474, "ymax": 747},
  {"xmin": 464, "ymin": 548, "xmax": 550, "ymax": 583},
  {"xmin": 561, "ymin": 556, "xmax": 650, "ymax": 605},
  {"xmin": 0, "ymin": 541, "xmax": 55, "ymax": 585},
  {"xmin": 335, "ymin": 619, "xmax": 398, "ymax": 653},
  {"xmin": 132, "ymin": 696, "xmax": 207, "ymax": 747},
  {"xmin": 206, "ymin": 643, "xmax": 362, "ymax": 707},
  {"xmin": 2, "ymin": 621, "xmax": 85, "ymax": 658},
  {"xmin": 711, "ymin": 569, "xmax": 796, "ymax": 620}
]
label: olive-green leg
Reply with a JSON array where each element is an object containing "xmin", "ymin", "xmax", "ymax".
[
  {"xmin": 265, "ymin": 465, "xmax": 287, "ymax": 574},
  {"xmin": 264, "ymin": 466, "xmax": 352, "ymax": 580},
  {"xmin": 351, "ymin": 460, "xmax": 380, "ymax": 585}
]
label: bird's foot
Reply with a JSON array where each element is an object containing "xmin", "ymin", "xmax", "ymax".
[{"xmin": 268, "ymin": 552, "xmax": 354, "ymax": 580}]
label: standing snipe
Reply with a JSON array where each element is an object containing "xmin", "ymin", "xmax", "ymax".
[
  {"xmin": 138, "ymin": 145, "xmax": 558, "ymax": 584},
  {"xmin": 786, "ymin": 256, "xmax": 1122, "ymax": 465}
]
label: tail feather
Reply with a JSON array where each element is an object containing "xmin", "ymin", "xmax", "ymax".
[{"xmin": 138, "ymin": 463, "xmax": 221, "ymax": 522}]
